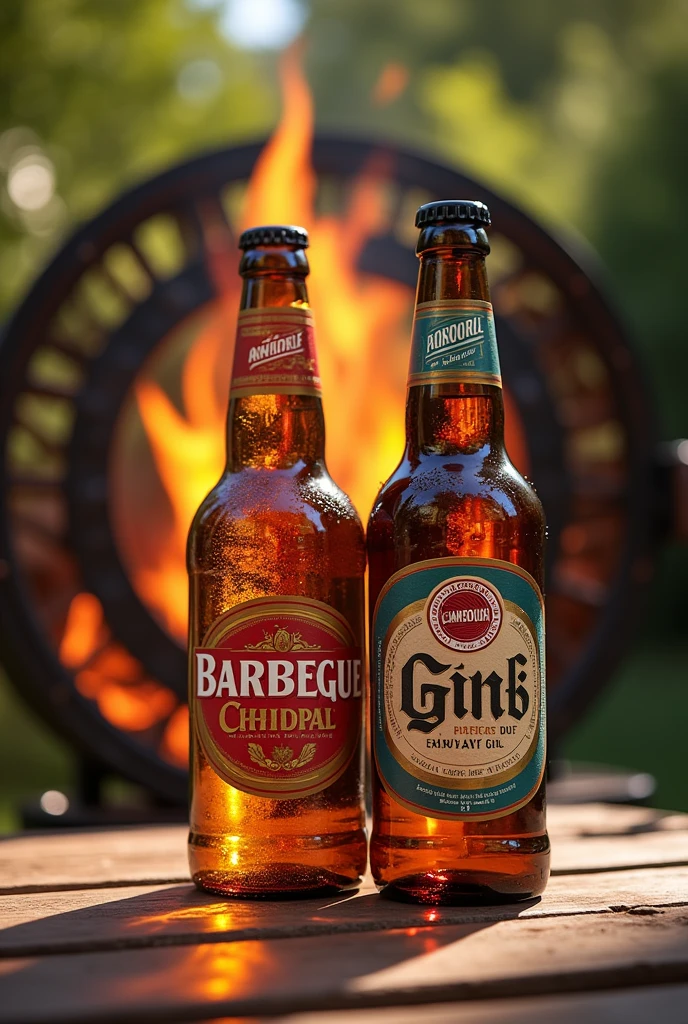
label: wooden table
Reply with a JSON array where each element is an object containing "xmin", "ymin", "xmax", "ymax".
[{"xmin": 1, "ymin": 803, "xmax": 688, "ymax": 1023}]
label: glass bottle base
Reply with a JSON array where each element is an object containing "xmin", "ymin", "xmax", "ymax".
[
  {"xmin": 192, "ymin": 867, "xmax": 361, "ymax": 900},
  {"xmin": 376, "ymin": 864, "xmax": 548, "ymax": 905},
  {"xmin": 189, "ymin": 827, "xmax": 366, "ymax": 899},
  {"xmin": 371, "ymin": 834, "xmax": 550, "ymax": 905}
]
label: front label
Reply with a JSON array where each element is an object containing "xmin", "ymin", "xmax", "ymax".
[
  {"xmin": 373, "ymin": 558, "xmax": 545, "ymax": 820},
  {"xmin": 409, "ymin": 299, "xmax": 502, "ymax": 388},
  {"xmin": 194, "ymin": 597, "xmax": 362, "ymax": 798},
  {"xmin": 230, "ymin": 306, "xmax": 321, "ymax": 398}
]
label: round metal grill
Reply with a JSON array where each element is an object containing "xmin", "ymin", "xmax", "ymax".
[{"xmin": 0, "ymin": 137, "xmax": 657, "ymax": 802}]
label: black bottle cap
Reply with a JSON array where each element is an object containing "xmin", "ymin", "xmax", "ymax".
[
  {"xmin": 415, "ymin": 200, "xmax": 491, "ymax": 229},
  {"xmin": 238, "ymin": 225, "xmax": 309, "ymax": 250}
]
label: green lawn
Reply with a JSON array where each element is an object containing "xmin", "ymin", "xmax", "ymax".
[
  {"xmin": 0, "ymin": 676, "xmax": 73, "ymax": 832},
  {"xmin": 563, "ymin": 643, "xmax": 688, "ymax": 814}
]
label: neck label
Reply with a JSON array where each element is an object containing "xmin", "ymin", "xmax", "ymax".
[
  {"xmin": 373, "ymin": 557, "xmax": 545, "ymax": 820},
  {"xmin": 409, "ymin": 299, "xmax": 501, "ymax": 388},
  {"xmin": 231, "ymin": 306, "xmax": 321, "ymax": 398}
]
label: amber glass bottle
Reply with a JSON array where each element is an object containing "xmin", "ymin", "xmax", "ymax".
[
  {"xmin": 368, "ymin": 201, "xmax": 549, "ymax": 904},
  {"xmin": 188, "ymin": 225, "xmax": 366, "ymax": 897}
]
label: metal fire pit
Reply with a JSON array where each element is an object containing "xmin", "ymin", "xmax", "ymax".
[{"xmin": 0, "ymin": 135, "xmax": 660, "ymax": 807}]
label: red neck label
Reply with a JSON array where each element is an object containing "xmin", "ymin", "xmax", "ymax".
[
  {"xmin": 193, "ymin": 597, "xmax": 362, "ymax": 798},
  {"xmin": 230, "ymin": 306, "xmax": 321, "ymax": 398}
]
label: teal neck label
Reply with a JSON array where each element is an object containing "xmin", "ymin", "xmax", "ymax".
[
  {"xmin": 372, "ymin": 557, "xmax": 545, "ymax": 820},
  {"xmin": 409, "ymin": 299, "xmax": 501, "ymax": 388}
]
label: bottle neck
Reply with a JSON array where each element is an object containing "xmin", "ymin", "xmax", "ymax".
[
  {"xmin": 226, "ymin": 247, "xmax": 325, "ymax": 472},
  {"xmin": 406, "ymin": 248, "xmax": 504, "ymax": 460}
]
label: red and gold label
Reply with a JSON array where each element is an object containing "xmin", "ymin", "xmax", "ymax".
[
  {"xmin": 230, "ymin": 306, "xmax": 320, "ymax": 398},
  {"xmin": 193, "ymin": 597, "xmax": 362, "ymax": 798}
]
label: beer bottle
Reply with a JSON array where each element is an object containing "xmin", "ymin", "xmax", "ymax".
[
  {"xmin": 188, "ymin": 225, "xmax": 366, "ymax": 897},
  {"xmin": 368, "ymin": 201, "xmax": 549, "ymax": 903}
]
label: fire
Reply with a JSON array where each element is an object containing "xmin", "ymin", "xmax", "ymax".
[
  {"xmin": 131, "ymin": 46, "xmax": 411, "ymax": 646},
  {"xmin": 59, "ymin": 47, "xmax": 529, "ymax": 766},
  {"xmin": 59, "ymin": 592, "xmax": 178, "ymax": 733}
]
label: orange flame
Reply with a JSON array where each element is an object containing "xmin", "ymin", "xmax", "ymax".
[
  {"xmin": 372, "ymin": 62, "xmax": 410, "ymax": 107},
  {"xmin": 130, "ymin": 48, "xmax": 411, "ymax": 646},
  {"xmin": 60, "ymin": 592, "xmax": 177, "ymax": 733},
  {"xmin": 60, "ymin": 48, "xmax": 528, "ymax": 765}
]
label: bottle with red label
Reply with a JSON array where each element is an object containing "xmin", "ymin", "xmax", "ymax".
[
  {"xmin": 188, "ymin": 225, "xmax": 366, "ymax": 896},
  {"xmin": 368, "ymin": 201, "xmax": 550, "ymax": 904}
]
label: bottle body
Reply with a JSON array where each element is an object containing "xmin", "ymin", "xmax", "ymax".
[
  {"xmin": 368, "ymin": 205, "xmax": 549, "ymax": 903},
  {"xmin": 188, "ymin": 231, "xmax": 366, "ymax": 897}
]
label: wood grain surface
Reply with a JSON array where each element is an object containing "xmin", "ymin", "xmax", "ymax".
[
  {"xmin": 2, "ymin": 805, "xmax": 687, "ymax": 894},
  {"xmin": 269, "ymin": 985, "xmax": 688, "ymax": 1024},
  {"xmin": 1, "ymin": 907, "xmax": 688, "ymax": 1023},
  {"xmin": 0, "ymin": 803, "xmax": 687, "ymax": 1023},
  {"xmin": 0, "ymin": 864, "xmax": 687, "ymax": 957}
]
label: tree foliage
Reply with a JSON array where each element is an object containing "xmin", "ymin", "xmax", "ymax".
[
  {"xmin": 306, "ymin": 0, "xmax": 688, "ymax": 435},
  {"xmin": 1, "ymin": 0, "xmax": 687, "ymax": 436},
  {"xmin": 0, "ymin": 0, "xmax": 273, "ymax": 313}
]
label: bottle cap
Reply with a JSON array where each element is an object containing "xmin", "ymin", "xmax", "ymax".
[
  {"xmin": 415, "ymin": 200, "xmax": 491, "ymax": 229},
  {"xmin": 238, "ymin": 225, "xmax": 309, "ymax": 250}
]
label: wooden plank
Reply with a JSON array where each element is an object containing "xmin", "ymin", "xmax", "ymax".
[
  {"xmin": 0, "ymin": 865, "xmax": 687, "ymax": 957},
  {"xmin": 0, "ymin": 827, "xmax": 188, "ymax": 894},
  {"xmin": 1, "ymin": 907, "xmax": 688, "ymax": 1023},
  {"xmin": 547, "ymin": 803, "xmax": 688, "ymax": 837},
  {"xmin": 2, "ymin": 804, "xmax": 687, "ymax": 893},
  {"xmin": 552, "ymin": 831, "xmax": 688, "ymax": 874},
  {"xmin": 260, "ymin": 984, "xmax": 688, "ymax": 1024}
]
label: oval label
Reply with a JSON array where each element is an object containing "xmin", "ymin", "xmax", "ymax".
[
  {"xmin": 193, "ymin": 597, "xmax": 362, "ymax": 798},
  {"xmin": 373, "ymin": 558, "xmax": 545, "ymax": 820}
]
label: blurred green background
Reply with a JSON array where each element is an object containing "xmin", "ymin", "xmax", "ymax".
[{"xmin": 0, "ymin": 0, "xmax": 686, "ymax": 829}]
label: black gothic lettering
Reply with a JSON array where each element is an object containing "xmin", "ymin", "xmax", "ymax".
[
  {"xmin": 401, "ymin": 653, "xmax": 451, "ymax": 733},
  {"xmin": 451, "ymin": 664, "xmax": 469, "ymax": 719},
  {"xmin": 507, "ymin": 653, "xmax": 529, "ymax": 720},
  {"xmin": 470, "ymin": 669, "xmax": 504, "ymax": 720}
]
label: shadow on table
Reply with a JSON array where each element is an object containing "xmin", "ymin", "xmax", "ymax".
[
  {"xmin": 0, "ymin": 885, "xmax": 538, "ymax": 1021},
  {"xmin": 2, "ymin": 886, "xmax": 687, "ymax": 1023},
  {"xmin": 0, "ymin": 882, "xmax": 539, "ymax": 957}
]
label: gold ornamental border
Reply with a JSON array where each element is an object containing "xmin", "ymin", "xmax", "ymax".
[
  {"xmin": 415, "ymin": 299, "xmax": 493, "ymax": 313},
  {"xmin": 425, "ymin": 574, "xmax": 504, "ymax": 653},
  {"xmin": 373, "ymin": 556, "xmax": 545, "ymax": 623},
  {"xmin": 197, "ymin": 714, "xmax": 359, "ymax": 799},
  {"xmin": 377, "ymin": 759, "xmax": 546, "ymax": 822},
  {"xmin": 230, "ymin": 384, "xmax": 322, "ymax": 398},
  {"xmin": 238, "ymin": 307, "xmax": 314, "ymax": 323},
  {"xmin": 380, "ymin": 600, "xmax": 541, "ymax": 791},
  {"xmin": 195, "ymin": 595, "xmax": 361, "ymax": 798},
  {"xmin": 382, "ymin": 710, "xmax": 540, "ymax": 793},
  {"xmin": 407, "ymin": 370, "xmax": 502, "ymax": 389},
  {"xmin": 201, "ymin": 595, "xmax": 356, "ymax": 649}
]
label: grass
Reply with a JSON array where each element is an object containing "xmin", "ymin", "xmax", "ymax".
[
  {"xmin": 0, "ymin": 673, "xmax": 73, "ymax": 832},
  {"xmin": 563, "ymin": 642, "xmax": 688, "ymax": 813}
]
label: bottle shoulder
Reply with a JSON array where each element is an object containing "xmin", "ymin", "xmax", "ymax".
[
  {"xmin": 371, "ymin": 452, "xmax": 542, "ymax": 520},
  {"xmin": 189, "ymin": 464, "xmax": 364, "ymax": 567},
  {"xmin": 367, "ymin": 453, "xmax": 546, "ymax": 591}
]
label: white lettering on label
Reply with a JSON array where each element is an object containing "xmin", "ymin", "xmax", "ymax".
[
  {"xmin": 240, "ymin": 660, "xmax": 265, "ymax": 697},
  {"xmin": 425, "ymin": 317, "xmax": 484, "ymax": 356},
  {"xmin": 248, "ymin": 330, "xmax": 304, "ymax": 370},
  {"xmin": 196, "ymin": 653, "xmax": 216, "ymax": 697},
  {"xmin": 196, "ymin": 656, "xmax": 364, "ymax": 701}
]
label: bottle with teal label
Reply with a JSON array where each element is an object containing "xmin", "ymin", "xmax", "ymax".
[{"xmin": 367, "ymin": 199, "xmax": 550, "ymax": 904}]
